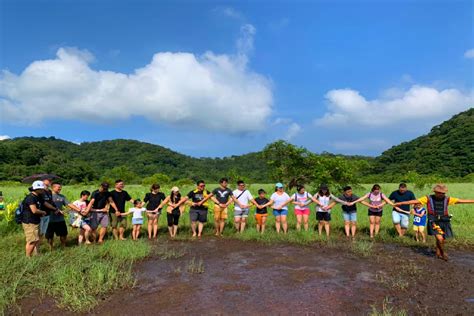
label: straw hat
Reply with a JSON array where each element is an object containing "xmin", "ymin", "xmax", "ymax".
[{"xmin": 432, "ymin": 184, "xmax": 448, "ymax": 193}]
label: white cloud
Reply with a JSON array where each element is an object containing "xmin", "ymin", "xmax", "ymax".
[
  {"xmin": 0, "ymin": 42, "xmax": 273, "ymax": 133},
  {"xmin": 315, "ymin": 85, "xmax": 473, "ymax": 128},
  {"xmin": 284, "ymin": 122, "xmax": 302, "ymax": 141},
  {"xmin": 0, "ymin": 135, "xmax": 10, "ymax": 141},
  {"xmin": 221, "ymin": 7, "xmax": 243, "ymax": 19},
  {"xmin": 464, "ymin": 49, "xmax": 474, "ymax": 59}
]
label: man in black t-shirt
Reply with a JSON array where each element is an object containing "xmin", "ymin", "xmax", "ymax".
[
  {"xmin": 85, "ymin": 182, "xmax": 118, "ymax": 243},
  {"xmin": 388, "ymin": 183, "xmax": 416, "ymax": 237},
  {"xmin": 211, "ymin": 178, "xmax": 236, "ymax": 237},
  {"xmin": 176, "ymin": 180, "xmax": 213, "ymax": 238},
  {"xmin": 109, "ymin": 180, "xmax": 134, "ymax": 240},
  {"xmin": 21, "ymin": 181, "xmax": 48, "ymax": 257}
]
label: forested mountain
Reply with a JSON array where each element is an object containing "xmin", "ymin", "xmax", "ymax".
[
  {"xmin": 0, "ymin": 108, "xmax": 472, "ymax": 183},
  {"xmin": 374, "ymin": 108, "xmax": 474, "ymax": 177},
  {"xmin": 0, "ymin": 137, "xmax": 271, "ymax": 183}
]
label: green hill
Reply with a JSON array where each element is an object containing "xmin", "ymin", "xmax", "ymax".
[
  {"xmin": 0, "ymin": 137, "xmax": 271, "ymax": 183},
  {"xmin": 0, "ymin": 108, "xmax": 472, "ymax": 183},
  {"xmin": 374, "ymin": 108, "xmax": 474, "ymax": 177}
]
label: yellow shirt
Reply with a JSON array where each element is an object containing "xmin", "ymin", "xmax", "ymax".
[{"xmin": 418, "ymin": 196, "xmax": 459, "ymax": 205}]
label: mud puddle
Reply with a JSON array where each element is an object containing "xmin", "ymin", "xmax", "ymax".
[{"xmin": 12, "ymin": 239, "xmax": 474, "ymax": 315}]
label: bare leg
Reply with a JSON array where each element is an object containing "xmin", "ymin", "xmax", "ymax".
[
  {"xmin": 191, "ymin": 221, "xmax": 197, "ymax": 237},
  {"xmin": 275, "ymin": 216, "xmax": 281, "ymax": 233},
  {"xmin": 351, "ymin": 223, "xmax": 357, "ymax": 237},
  {"xmin": 369, "ymin": 216, "xmax": 375, "ymax": 238},
  {"xmin": 296, "ymin": 214, "xmax": 302, "ymax": 231},
  {"xmin": 234, "ymin": 217, "xmax": 241, "ymax": 232},
  {"xmin": 303, "ymin": 214, "xmax": 309, "ymax": 231},
  {"xmin": 60, "ymin": 236, "xmax": 67, "ymax": 248},
  {"xmin": 344, "ymin": 221, "xmax": 350, "ymax": 237},
  {"xmin": 153, "ymin": 216, "xmax": 159, "ymax": 238},
  {"xmin": 324, "ymin": 222, "xmax": 330, "ymax": 237},
  {"xmin": 281, "ymin": 215, "xmax": 288, "ymax": 233},
  {"xmin": 197, "ymin": 222, "xmax": 204, "ymax": 237},
  {"xmin": 219, "ymin": 220, "xmax": 225, "ymax": 235},
  {"xmin": 261, "ymin": 216, "xmax": 267, "ymax": 234},
  {"xmin": 119, "ymin": 227, "xmax": 126, "ymax": 240},
  {"xmin": 48, "ymin": 238, "xmax": 54, "ymax": 251},
  {"xmin": 375, "ymin": 217, "xmax": 381, "ymax": 236},
  {"xmin": 318, "ymin": 221, "xmax": 323, "ymax": 236},
  {"xmin": 147, "ymin": 218, "xmax": 153, "ymax": 239},
  {"xmin": 98, "ymin": 227, "xmax": 107, "ymax": 243},
  {"xmin": 240, "ymin": 218, "xmax": 247, "ymax": 233}
]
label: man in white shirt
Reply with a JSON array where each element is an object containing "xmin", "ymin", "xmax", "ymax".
[{"xmin": 232, "ymin": 180, "xmax": 258, "ymax": 233}]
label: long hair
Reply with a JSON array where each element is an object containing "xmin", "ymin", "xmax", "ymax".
[
  {"xmin": 171, "ymin": 191, "xmax": 181, "ymax": 203},
  {"xmin": 371, "ymin": 184, "xmax": 381, "ymax": 192}
]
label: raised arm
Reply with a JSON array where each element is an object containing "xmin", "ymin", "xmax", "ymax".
[
  {"xmin": 455, "ymin": 199, "xmax": 474, "ymax": 204},
  {"xmin": 395, "ymin": 199, "xmax": 420, "ymax": 206},
  {"xmin": 352, "ymin": 193, "xmax": 369, "ymax": 204}
]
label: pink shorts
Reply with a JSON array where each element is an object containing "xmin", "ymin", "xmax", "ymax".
[{"xmin": 295, "ymin": 208, "xmax": 310, "ymax": 216}]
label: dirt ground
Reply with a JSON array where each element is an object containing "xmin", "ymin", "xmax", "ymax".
[{"xmin": 12, "ymin": 238, "xmax": 474, "ymax": 315}]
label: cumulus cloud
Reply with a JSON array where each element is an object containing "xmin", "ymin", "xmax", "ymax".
[
  {"xmin": 0, "ymin": 135, "xmax": 10, "ymax": 141},
  {"xmin": 464, "ymin": 49, "xmax": 474, "ymax": 59},
  {"xmin": 0, "ymin": 43, "xmax": 273, "ymax": 133},
  {"xmin": 315, "ymin": 85, "xmax": 473, "ymax": 128},
  {"xmin": 284, "ymin": 122, "xmax": 302, "ymax": 141}
]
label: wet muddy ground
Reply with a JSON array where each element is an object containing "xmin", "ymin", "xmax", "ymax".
[{"xmin": 13, "ymin": 239, "xmax": 474, "ymax": 315}]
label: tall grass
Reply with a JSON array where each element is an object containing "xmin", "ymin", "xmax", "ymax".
[{"xmin": 0, "ymin": 233, "xmax": 150, "ymax": 314}]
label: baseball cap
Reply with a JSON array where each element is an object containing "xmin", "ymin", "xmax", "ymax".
[
  {"xmin": 32, "ymin": 180, "xmax": 45, "ymax": 190},
  {"xmin": 171, "ymin": 186, "xmax": 180, "ymax": 192},
  {"xmin": 275, "ymin": 182, "xmax": 284, "ymax": 188}
]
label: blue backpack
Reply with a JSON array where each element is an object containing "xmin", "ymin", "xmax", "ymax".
[{"xmin": 14, "ymin": 202, "xmax": 24, "ymax": 224}]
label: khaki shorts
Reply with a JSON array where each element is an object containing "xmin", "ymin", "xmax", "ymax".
[
  {"xmin": 413, "ymin": 225, "xmax": 425, "ymax": 232},
  {"xmin": 110, "ymin": 213, "xmax": 128, "ymax": 229},
  {"xmin": 213, "ymin": 205, "xmax": 228, "ymax": 221},
  {"xmin": 22, "ymin": 223, "xmax": 40, "ymax": 244}
]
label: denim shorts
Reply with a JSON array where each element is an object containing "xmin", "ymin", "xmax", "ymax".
[
  {"xmin": 132, "ymin": 218, "xmax": 143, "ymax": 225},
  {"xmin": 392, "ymin": 211, "xmax": 409, "ymax": 229},
  {"xmin": 39, "ymin": 216, "xmax": 50, "ymax": 235},
  {"xmin": 343, "ymin": 212, "xmax": 357, "ymax": 222},
  {"xmin": 272, "ymin": 209, "xmax": 288, "ymax": 216}
]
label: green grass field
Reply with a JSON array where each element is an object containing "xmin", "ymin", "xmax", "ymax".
[{"xmin": 0, "ymin": 182, "xmax": 473, "ymax": 314}]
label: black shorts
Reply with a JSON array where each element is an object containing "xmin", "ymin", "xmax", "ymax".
[
  {"xmin": 316, "ymin": 212, "xmax": 331, "ymax": 221},
  {"xmin": 427, "ymin": 218, "xmax": 453, "ymax": 239},
  {"xmin": 368, "ymin": 210, "xmax": 383, "ymax": 217},
  {"xmin": 45, "ymin": 221, "xmax": 68, "ymax": 239},
  {"xmin": 167, "ymin": 209, "xmax": 181, "ymax": 226},
  {"xmin": 189, "ymin": 208, "xmax": 208, "ymax": 223}
]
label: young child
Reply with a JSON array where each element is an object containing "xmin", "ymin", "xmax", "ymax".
[
  {"xmin": 254, "ymin": 189, "xmax": 270, "ymax": 234},
  {"xmin": 72, "ymin": 190, "xmax": 92, "ymax": 244},
  {"xmin": 412, "ymin": 203, "xmax": 427, "ymax": 243},
  {"xmin": 121, "ymin": 200, "xmax": 147, "ymax": 240}
]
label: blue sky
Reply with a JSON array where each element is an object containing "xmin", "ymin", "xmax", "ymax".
[{"xmin": 1, "ymin": 0, "xmax": 473, "ymax": 157}]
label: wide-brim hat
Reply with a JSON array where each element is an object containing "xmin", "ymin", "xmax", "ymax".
[{"xmin": 433, "ymin": 184, "xmax": 448, "ymax": 193}]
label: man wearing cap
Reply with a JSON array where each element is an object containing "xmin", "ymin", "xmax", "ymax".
[
  {"xmin": 21, "ymin": 181, "xmax": 48, "ymax": 257},
  {"xmin": 396, "ymin": 184, "xmax": 474, "ymax": 261},
  {"xmin": 85, "ymin": 182, "xmax": 118, "ymax": 243},
  {"xmin": 388, "ymin": 183, "xmax": 416, "ymax": 237},
  {"xmin": 47, "ymin": 182, "xmax": 82, "ymax": 250},
  {"xmin": 109, "ymin": 179, "xmax": 134, "ymax": 240}
]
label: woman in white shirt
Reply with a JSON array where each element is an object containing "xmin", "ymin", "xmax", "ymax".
[
  {"xmin": 290, "ymin": 184, "xmax": 313, "ymax": 231},
  {"xmin": 269, "ymin": 183, "xmax": 292, "ymax": 234}
]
